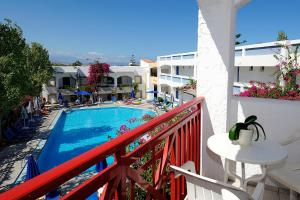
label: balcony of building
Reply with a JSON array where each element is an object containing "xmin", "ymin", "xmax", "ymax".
[
  {"xmin": 235, "ymin": 39, "xmax": 300, "ymax": 67},
  {"xmin": 160, "ymin": 73, "xmax": 192, "ymax": 88},
  {"xmin": 159, "ymin": 64, "xmax": 195, "ymax": 88},
  {"xmin": 157, "ymin": 52, "xmax": 197, "ymax": 66}
]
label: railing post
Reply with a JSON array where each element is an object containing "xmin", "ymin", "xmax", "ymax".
[{"xmin": 116, "ymin": 147, "xmax": 127, "ymax": 200}]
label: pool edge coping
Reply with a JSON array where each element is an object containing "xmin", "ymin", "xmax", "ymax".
[
  {"xmin": 13, "ymin": 109, "xmax": 63, "ymax": 185},
  {"xmin": 12, "ymin": 105, "xmax": 157, "ymax": 186}
]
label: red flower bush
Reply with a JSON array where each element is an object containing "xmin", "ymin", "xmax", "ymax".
[
  {"xmin": 88, "ymin": 62, "xmax": 110, "ymax": 88},
  {"xmin": 117, "ymin": 124, "xmax": 130, "ymax": 135},
  {"xmin": 128, "ymin": 117, "xmax": 137, "ymax": 123},
  {"xmin": 139, "ymin": 138, "xmax": 146, "ymax": 145},
  {"xmin": 141, "ymin": 114, "xmax": 154, "ymax": 122},
  {"xmin": 238, "ymin": 81, "xmax": 300, "ymax": 101}
]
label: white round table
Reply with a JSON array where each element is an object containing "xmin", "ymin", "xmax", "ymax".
[{"xmin": 207, "ymin": 133, "xmax": 288, "ymax": 189}]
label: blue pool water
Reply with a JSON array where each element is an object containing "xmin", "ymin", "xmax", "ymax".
[{"xmin": 37, "ymin": 107, "xmax": 155, "ymax": 173}]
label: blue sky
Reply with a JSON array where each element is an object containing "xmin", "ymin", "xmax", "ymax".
[{"xmin": 0, "ymin": 0, "xmax": 299, "ymax": 64}]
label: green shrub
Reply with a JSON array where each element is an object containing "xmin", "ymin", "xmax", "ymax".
[{"xmin": 157, "ymin": 97, "xmax": 163, "ymax": 102}]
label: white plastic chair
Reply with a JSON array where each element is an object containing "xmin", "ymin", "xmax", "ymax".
[
  {"xmin": 171, "ymin": 161, "xmax": 264, "ymax": 200},
  {"xmin": 268, "ymin": 132, "xmax": 300, "ymax": 200}
]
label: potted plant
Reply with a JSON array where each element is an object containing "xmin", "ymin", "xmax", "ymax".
[{"xmin": 229, "ymin": 115, "xmax": 266, "ymax": 146}]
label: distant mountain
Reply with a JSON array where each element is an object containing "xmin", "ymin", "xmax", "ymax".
[
  {"xmin": 50, "ymin": 54, "xmax": 128, "ymax": 66},
  {"xmin": 50, "ymin": 54, "xmax": 83, "ymax": 65}
]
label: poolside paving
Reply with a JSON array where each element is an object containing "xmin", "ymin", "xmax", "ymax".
[{"xmin": 0, "ymin": 110, "xmax": 59, "ymax": 192}]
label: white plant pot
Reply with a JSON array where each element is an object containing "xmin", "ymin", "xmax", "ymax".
[{"xmin": 238, "ymin": 129, "xmax": 254, "ymax": 146}]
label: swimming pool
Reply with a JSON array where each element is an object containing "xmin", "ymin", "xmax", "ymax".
[{"xmin": 37, "ymin": 107, "xmax": 155, "ymax": 173}]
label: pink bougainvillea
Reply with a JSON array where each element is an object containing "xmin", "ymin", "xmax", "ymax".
[
  {"xmin": 117, "ymin": 124, "xmax": 130, "ymax": 135},
  {"xmin": 128, "ymin": 117, "xmax": 137, "ymax": 123},
  {"xmin": 139, "ymin": 138, "xmax": 146, "ymax": 145},
  {"xmin": 238, "ymin": 81, "xmax": 300, "ymax": 101},
  {"xmin": 141, "ymin": 114, "xmax": 154, "ymax": 122},
  {"xmin": 88, "ymin": 62, "xmax": 110, "ymax": 88}
]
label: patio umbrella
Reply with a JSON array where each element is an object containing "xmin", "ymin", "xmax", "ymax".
[
  {"xmin": 86, "ymin": 159, "xmax": 108, "ymax": 200},
  {"xmin": 163, "ymin": 93, "xmax": 168, "ymax": 104},
  {"xmin": 33, "ymin": 97, "xmax": 38, "ymax": 110},
  {"xmin": 74, "ymin": 90, "xmax": 91, "ymax": 95},
  {"xmin": 96, "ymin": 159, "xmax": 108, "ymax": 172},
  {"xmin": 170, "ymin": 94, "xmax": 174, "ymax": 108},
  {"xmin": 25, "ymin": 155, "xmax": 40, "ymax": 181},
  {"xmin": 27, "ymin": 101, "xmax": 35, "ymax": 122},
  {"xmin": 58, "ymin": 93, "xmax": 63, "ymax": 100},
  {"xmin": 90, "ymin": 94, "xmax": 94, "ymax": 104},
  {"xmin": 146, "ymin": 90, "xmax": 158, "ymax": 103},
  {"xmin": 130, "ymin": 90, "xmax": 135, "ymax": 99},
  {"xmin": 58, "ymin": 93, "xmax": 63, "ymax": 105},
  {"xmin": 25, "ymin": 155, "xmax": 60, "ymax": 199},
  {"xmin": 33, "ymin": 97, "xmax": 39, "ymax": 117},
  {"xmin": 21, "ymin": 106, "xmax": 29, "ymax": 129}
]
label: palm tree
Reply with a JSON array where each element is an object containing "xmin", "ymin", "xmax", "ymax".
[{"xmin": 235, "ymin": 34, "xmax": 246, "ymax": 45}]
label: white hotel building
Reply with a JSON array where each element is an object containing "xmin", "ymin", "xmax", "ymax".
[
  {"xmin": 43, "ymin": 39, "xmax": 300, "ymax": 104},
  {"xmin": 157, "ymin": 39, "xmax": 300, "ymax": 102},
  {"xmin": 42, "ymin": 60, "xmax": 156, "ymax": 103}
]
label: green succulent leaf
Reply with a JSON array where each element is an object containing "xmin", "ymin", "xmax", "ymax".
[
  {"xmin": 251, "ymin": 124, "xmax": 260, "ymax": 141},
  {"xmin": 229, "ymin": 123, "xmax": 244, "ymax": 141},
  {"xmin": 244, "ymin": 115, "xmax": 257, "ymax": 124},
  {"xmin": 253, "ymin": 122, "xmax": 266, "ymax": 140}
]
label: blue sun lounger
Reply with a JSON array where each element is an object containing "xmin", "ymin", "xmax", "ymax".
[{"xmin": 4, "ymin": 128, "xmax": 28, "ymax": 141}]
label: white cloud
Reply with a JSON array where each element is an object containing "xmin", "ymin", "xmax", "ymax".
[{"xmin": 87, "ymin": 51, "xmax": 103, "ymax": 56}]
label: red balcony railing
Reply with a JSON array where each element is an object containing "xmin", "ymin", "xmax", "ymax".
[{"xmin": 0, "ymin": 97, "xmax": 203, "ymax": 200}]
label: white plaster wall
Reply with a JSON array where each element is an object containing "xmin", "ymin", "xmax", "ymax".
[
  {"xmin": 197, "ymin": 0, "xmax": 241, "ymax": 181},
  {"xmin": 230, "ymin": 96, "xmax": 300, "ymax": 182},
  {"xmin": 158, "ymin": 59, "xmax": 196, "ymax": 67},
  {"xmin": 140, "ymin": 61, "xmax": 152, "ymax": 100},
  {"xmin": 234, "ymin": 67, "xmax": 277, "ymax": 83},
  {"xmin": 235, "ymin": 54, "xmax": 278, "ymax": 67}
]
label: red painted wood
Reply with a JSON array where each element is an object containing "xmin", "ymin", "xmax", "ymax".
[
  {"xmin": 0, "ymin": 97, "xmax": 203, "ymax": 200},
  {"xmin": 198, "ymin": 110, "xmax": 202, "ymax": 174},
  {"xmin": 193, "ymin": 117, "xmax": 197, "ymax": 167},
  {"xmin": 170, "ymin": 140, "xmax": 176, "ymax": 200},
  {"xmin": 130, "ymin": 180, "xmax": 135, "ymax": 200},
  {"xmin": 181, "ymin": 126, "xmax": 186, "ymax": 197}
]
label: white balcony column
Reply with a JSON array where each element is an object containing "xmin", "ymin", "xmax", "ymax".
[
  {"xmin": 145, "ymin": 67, "xmax": 152, "ymax": 100},
  {"xmin": 193, "ymin": 65, "xmax": 197, "ymax": 78},
  {"xmin": 170, "ymin": 65, "xmax": 174, "ymax": 82},
  {"xmin": 196, "ymin": 0, "xmax": 250, "ymax": 180},
  {"xmin": 242, "ymin": 48, "xmax": 246, "ymax": 56},
  {"xmin": 114, "ymin": 77, "xmax": 118, "ymax": 88}
]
